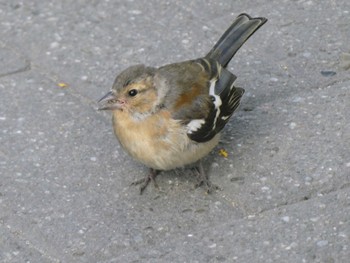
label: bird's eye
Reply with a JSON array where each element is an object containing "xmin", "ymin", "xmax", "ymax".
[{"xmin": 128, "ymin": 89, "xmax": 138, "ymax": 97}]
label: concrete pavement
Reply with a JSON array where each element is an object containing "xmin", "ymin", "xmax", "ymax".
[{"xmin": 1, "ymin": 0, "xmax": 349, "ymax": 262}]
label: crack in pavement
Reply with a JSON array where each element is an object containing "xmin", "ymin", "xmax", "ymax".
[{"xmin": 0, "ymin": 59, "xmax": 31, "ymax": 78}]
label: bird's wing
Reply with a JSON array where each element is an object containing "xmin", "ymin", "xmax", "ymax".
[{"xmin": 155, "ymin": 58, "xmax": 244, "ymax": 143}]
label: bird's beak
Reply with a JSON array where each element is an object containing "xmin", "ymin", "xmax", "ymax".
[{"xmin": 98, "ymin": 91, "xmax": 124, "ymax": 111}]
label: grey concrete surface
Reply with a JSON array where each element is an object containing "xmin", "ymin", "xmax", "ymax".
[{"xmin": 0, "ymin": 0, "xmax": 349, "ymax": 262}]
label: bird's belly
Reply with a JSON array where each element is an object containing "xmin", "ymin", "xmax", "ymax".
[{"xmin": 112, "ymin": 110, "xmax": 220, "ymax": 170}]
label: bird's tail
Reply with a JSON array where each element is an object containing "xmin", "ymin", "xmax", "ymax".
[{"xmin": 206, "ymin": 13, "xmax": 267, "ymax": 67}]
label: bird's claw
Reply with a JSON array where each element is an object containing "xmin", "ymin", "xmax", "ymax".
[
  {"xmin": 131, "ymin": 169, "xmax": 160, "ymax": 194},
  {"xmin": 195, "ymin": 177, "xmax": 221, "ymax": 194},
  {"xmin": 194, "ymin": 162, "xmax": 221, "ymax": 194}
]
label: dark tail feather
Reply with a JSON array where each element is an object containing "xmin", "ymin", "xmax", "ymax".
[{"xmin": 206, "ymin": 13, "xmax": 267, "ymax": 67}]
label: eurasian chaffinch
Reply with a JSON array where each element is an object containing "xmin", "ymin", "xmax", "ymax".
[{"xmin": 98, "ymin": 13, "xmax": 267, "ymax": 194}]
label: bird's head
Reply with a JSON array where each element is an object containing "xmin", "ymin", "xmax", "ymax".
[{"xmin": 98, "ymin": 65, "xmax": 157, "ymax": 114}]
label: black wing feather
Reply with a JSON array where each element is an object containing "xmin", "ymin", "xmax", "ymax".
[{"xmin": 188, "ymin": 64, "xmax": 244, "ymax": 143}]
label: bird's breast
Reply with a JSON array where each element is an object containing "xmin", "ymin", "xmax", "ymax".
[{"xmin": 112, "ymin": 110, "xmax": 219, "ymax": 170}]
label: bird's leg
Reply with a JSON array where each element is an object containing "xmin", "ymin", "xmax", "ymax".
[
  {"xmin": 131, "ymin": 168, "xmax": 160, "ymax": 194},
  {"xmin": 194, "ymin": 160, "xmax": 220, "ymax": 193}
]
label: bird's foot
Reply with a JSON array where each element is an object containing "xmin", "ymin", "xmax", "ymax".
[
  {"xmin": 194, "ymin": 162, "xmax": 221, "ymax": 194},
  {"xmin": 131, "ymin": 168, "xmax": 160, "ymax": 194}
]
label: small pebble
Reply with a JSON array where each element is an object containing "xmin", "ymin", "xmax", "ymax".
[
  {"xmin": 211, "ymin": 162, "xmax": 219, "ymax": 168},
  {"xmin": 281, "ymin": 216, "xmax": 290, "ymax": 223},
  {"xmin": 128, "ymin": 10, "xmax": 142, "ymax": 15},
  {"xmin": 209, "ymin": 243, "xmax": 217, "ymax": 248},
  {"xmin": 261, "ymin": 186, "xmax": 270, "ymax": 192},
  {"xmin": 320, "ymin": 70, "xmax": 336, "ymax": 77},
  {"xmin": 316, "ymin": 240, "xmax": 328, "ymax": 247},
  {"xmin": 50, "ymin": 42, "xmax": 59, "ymax": 49},
  {"xmin": 303, "ymin": 52, "xmax": 311, "ymax": 58},
  {"xmin": 289, "ymin": 122, "xmax": 297, "ymax": 129}
]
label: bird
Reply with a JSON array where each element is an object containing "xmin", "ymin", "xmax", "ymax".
[{"xmin": 98, "ymin": 13, "xmax": 267, "ymax": 194}]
